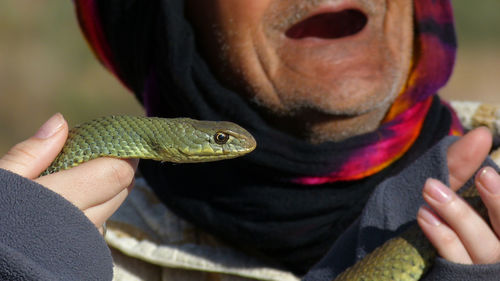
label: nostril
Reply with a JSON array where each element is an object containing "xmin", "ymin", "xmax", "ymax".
[{"xmin": 285, "ymin": 9, "xmax": 367, "ymax": 40}]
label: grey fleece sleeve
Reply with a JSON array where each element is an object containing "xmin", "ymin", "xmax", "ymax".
[
  {"xmin": 0, "ymin": 168, "xmax": 113, "ymax": 281},
  {"xmin": 303, "ymin": 136, "xmax": 500, "ymax": 281}
]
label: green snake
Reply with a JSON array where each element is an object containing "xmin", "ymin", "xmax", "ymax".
[
  {"xmin": 41, "ymin": 115, "xmax": 256, "ymax": 175},
  {"xmin": 40, "ymin": 115, "xmax": 486, "ymax": 280}
]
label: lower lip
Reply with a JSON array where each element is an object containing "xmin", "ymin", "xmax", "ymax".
[{"xmin": 275, "ymin": 17, "xmax": 375, "ymax": 80}]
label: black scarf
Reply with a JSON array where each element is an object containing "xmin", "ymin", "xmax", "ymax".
[
  {"xmin": 139, "ymin": 98, "xmax": 451, "ymax": 273},
  {"xmin": 76, "ymin": 0, "xmax": 458, "ymax": 274}
]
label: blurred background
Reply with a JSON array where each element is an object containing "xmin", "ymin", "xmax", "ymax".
[{"xmin": 0, "ymin": 1, "xmax": 499, "ymax": 154}]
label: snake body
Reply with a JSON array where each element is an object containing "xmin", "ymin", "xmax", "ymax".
[
  {"xmin": 334, "ymin": 185, "xmax": 486, "ymax": 281},
  {"xmin": 41, "ymin": 115, "xmax": 256, "ymax": 175}
]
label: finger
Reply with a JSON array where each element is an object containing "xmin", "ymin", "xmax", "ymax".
[
  {"xmin": 447, "ymin": 127, "xmax": 492, "ymax": 191},
  {"xmin": 417, "ymin": 206, "xmax": 472, "ymax": 264},
  {"xmin": 0, "ymin": 113, "xmax": 68, "ymax": 178},
  {"xmin": 476, "ymin": 167, "xmax": 500, "ymax": 249},
  {"xmin": 422, "ymin": 178, "xmax": 500, "ymax": 264},
  {"xmin": 37, "ymin": 157, "xmax": 138, "ymax": 209},
  {"xmin": 84, "ymin": 184, "xmax": 133, "ymax": 228}
]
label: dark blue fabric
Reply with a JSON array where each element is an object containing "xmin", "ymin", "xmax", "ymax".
[
  {"xmin": 303, "ymin": 137, "xmax": 500, "ymax": 281},
  {"xmin": 0, "ymin": 168, "xmax": 113, "ymax": 281}
]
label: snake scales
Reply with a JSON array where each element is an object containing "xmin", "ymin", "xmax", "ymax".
[
  {"xmin": 41, "ymin": 115, "xmax": 256, "ymax": 175},
  {"xmin": 40, "ymin": 115, "xmax": 486, "ymax": 280}
]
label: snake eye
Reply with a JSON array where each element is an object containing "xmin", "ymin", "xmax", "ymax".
[{"xmin": 214, "ymin": 131, "xmax": 230, "ymax": 144}]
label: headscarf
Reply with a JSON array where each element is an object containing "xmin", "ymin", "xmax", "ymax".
[{"xmin": 75, "ymin": 0, "xmax": 462, "ymax": 273}]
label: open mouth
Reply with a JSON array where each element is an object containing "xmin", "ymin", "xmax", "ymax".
[{"xmin": 285, "ymin": 9, "xmax": 368, "ymax": 40}]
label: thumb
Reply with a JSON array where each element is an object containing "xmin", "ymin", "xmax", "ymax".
[{"xmin": 0, "ymin": 113, "xmax": 68, "ymax": 179}]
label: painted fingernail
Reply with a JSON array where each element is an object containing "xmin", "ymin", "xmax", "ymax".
[
  {"xmin": 419, "ymin": 206, "xmax": 442, "ymax": 226},
  {"xmin": 424, "ymin": 178, "xmax": 452, "ymax": 203},
  {"xmin": 478, "ymin": 167, "xmax": 500, "ymax": 195},
  {"xmin": 34, "ymin": 113, "xmax": 64, "ymax": 139}
]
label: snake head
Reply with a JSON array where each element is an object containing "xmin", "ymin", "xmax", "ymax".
[{"xmin": 173, "ymin": 119, "xmax": 257, "ymax": 162}]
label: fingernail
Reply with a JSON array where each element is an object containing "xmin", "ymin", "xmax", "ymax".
[
  {"xmin": 478, "ymin": 167, "xmax": 500, "ymax": 195},
  {"xmin": 419, "ymin": 206, "xmax": 442, "ymax": 226},
  {"xmin": 424, "ymin": 178, "xmax": 453, "ymax": 203},
  {"xmin": 34, "ymin": 113, "xmax": 64, "ymax": 139}
]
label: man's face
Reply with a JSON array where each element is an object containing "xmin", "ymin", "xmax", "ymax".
[{"xmin": 186, "ymin": 0, "xmax": 414, "ymax": 142}]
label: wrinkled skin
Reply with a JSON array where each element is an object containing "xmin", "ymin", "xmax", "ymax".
[{"xmin": 185, "ymin": 0, "xmax": 414, "ymax": 142}]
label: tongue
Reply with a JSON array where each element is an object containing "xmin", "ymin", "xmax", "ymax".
[{"xmin": 285, "ymin": 9, "xmax": 367, "ymax": 40}]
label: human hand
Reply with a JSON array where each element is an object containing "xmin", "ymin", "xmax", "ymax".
[
  {"xmin": 0, "ymin": 113, "xmax": 138, "ymax": 234},
  {"xmin": 416, "ymin": 127, "xmax": 500, "ymax": 264}
]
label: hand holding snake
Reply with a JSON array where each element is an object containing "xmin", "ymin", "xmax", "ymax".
[
  {"xmin": 417, "ymin": 127, "xmax": 500, "ymax": 266},
  {"xmin": 0, "ymin": 113, "xmax": 256, "ymax": 234},
  {"xmin": 335, "ymin": 127, "xmax": 500, "ymax": 280}
]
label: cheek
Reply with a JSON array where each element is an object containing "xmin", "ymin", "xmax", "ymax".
[
  {"xmin": 384, "ymin": 0, "xmax": 414, "ymax": 67},
  {"xmin": 221, "ymin": 1, "xmax": 270, "ymax": 18},
  {"xmin": 215, "ymin": 0, "xmax": 271, "ymax": 32}
]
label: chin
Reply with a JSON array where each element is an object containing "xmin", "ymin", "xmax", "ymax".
[{"xmin": 274, "ymin": 69, "xmax": 401, "ymax": 116}]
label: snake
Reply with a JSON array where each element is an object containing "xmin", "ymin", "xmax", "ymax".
[{"xmin": 41, "ymin": 115, "xmax": 256, "ymax": 176}]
